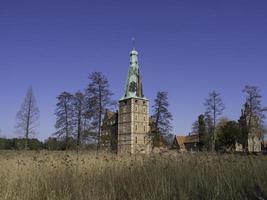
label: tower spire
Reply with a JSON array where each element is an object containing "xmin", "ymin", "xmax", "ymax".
[{"xmin": 121, "ymin": 44, "xmax": 145, "ymax": 100}]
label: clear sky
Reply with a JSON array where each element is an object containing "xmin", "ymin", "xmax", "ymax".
[{"xmin": 0, "ymin": 0, "xmax": 267, "ymax": 140}]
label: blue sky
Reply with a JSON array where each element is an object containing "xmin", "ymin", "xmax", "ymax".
[{"xmin": 0, "ymin": 0, "xmax": 267, "ymax": 140}]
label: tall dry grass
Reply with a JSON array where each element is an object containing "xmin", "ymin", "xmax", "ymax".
[{"xmin": 0, "ymin": 151, "xmax": 266, "ymax": 200}]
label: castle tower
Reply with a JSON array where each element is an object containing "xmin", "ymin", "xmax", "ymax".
[{"xmin": 118, "ymin": 48, "xmax": 150, "ymax": 154}]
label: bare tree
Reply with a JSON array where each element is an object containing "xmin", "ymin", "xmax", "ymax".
[
  {"xmin": 54, "ymin": 92, "xmax": 74, "ymax": 150},
  {"xmin": 204, "ymin": 91, "xmax": 225, "ymax": 152},
  {"xmin": 72, "ymin": 91, "xmax": 87, "ymax": 152},
  {"xmin": 151, "ymin": 91, "xmax": 173, "ymax": 147},
  {"xmin": 16, "ymin": 87, "xmax": 40, "ymax": 149},
  {"xmin": 85, "ymin": 72, "xmax": 115, "ymax": 151}
]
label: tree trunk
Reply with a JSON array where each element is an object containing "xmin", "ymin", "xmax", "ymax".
[
  {"xmin": 64, "ymin": 101, "xmax": 69, "ymax": 150},
  {"xmin": 77, "ymin": 108, "xmax": 81, "ymax": 154},
  {"xmin": 212, "ymin": 97, "xmax": 216, "ymax": 152},
  {"xmin": 97, "ymin": 85, "xmax": 102, "ymax": 152},
  {"xmin": 25, "ymin": 94, "xmax": 32, "ymax": 150}
]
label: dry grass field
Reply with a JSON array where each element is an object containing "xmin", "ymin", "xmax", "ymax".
[{"xmin": 0, "ymin": 151, "xmax": 266, "ymax": 200}]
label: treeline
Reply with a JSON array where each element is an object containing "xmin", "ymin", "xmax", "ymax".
[
  {"xmin": 6, "ymin": 72, "xmax": 114, "ymax": 151},
  {"xmin": 53, "ymin": 72, "xmax": 115, "ymax": 151},
  {"xmin": 3, "ymin": 70, "xmax": 266, "ymax": 153},
  {"xmin": 0, "ymin": 137, "xmax": 97, "ymax": 151},
  {"xmin": 0, "ymin": 138, "xmax": 43, "ymax": 150},
  {"xmin": 6, "ymin": 71, "xmax": 174, "ymax": 151}
]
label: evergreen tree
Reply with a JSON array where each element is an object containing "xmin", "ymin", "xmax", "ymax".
[
  {"xmin": 151, "ymin": 91, "xmax": 173, "ymax": 147},
  {"xmin": 198, "ymin": 114, "xmax": 206, "ymax": 136},
  {"xmin": 204, "ymin": 113, "xmax": 213, "ymax": 150},
  {"xmin": 191, "ymin": 120, "xmax": 199, "ymax": 134},
  {"xmin": 198, "ymin": 114, "xmax": 207, "ymax": 150},
  {"xmin": 16, "ymin": 87, "xmax": 39, "ymax": 149},
  {"xmin": 204, "ymin": 91, "xmax": 225, "ymax": 152},
  {"xmin": 217, "ymin": 121, "xmax": 241, "ymax": 152},
  {"xmin": 54, "ymin": 92, "xmax": 74, "ymax": 150},
  {"xmin": 85, "ymin": 72, "xmax": 115, "ymax": 151},
  {"xmin": 191, "ymin": 114, "xmax": 207, "ymax": 150}
]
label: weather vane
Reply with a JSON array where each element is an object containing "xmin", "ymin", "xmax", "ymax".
[{"xmin": 132, "ymin": 37, "xmax": 135, "ymax": 50}]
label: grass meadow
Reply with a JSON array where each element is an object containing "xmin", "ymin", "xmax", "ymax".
[{"xmin": 0, "ymin": 151, "xmax": 266, "ymax": 200}]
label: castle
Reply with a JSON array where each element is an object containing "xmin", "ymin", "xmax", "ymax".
[
  {"xmin": 101, "ymin": 48, "xmax": 264, "ymax": 154},
  {"xmin": 101, "ymin": 47, "xmax": 151, "ymax": 154}
]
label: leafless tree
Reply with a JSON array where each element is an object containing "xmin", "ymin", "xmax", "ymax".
[
  {"xmin": 16, "ymin": 87, "xmax": 40, "ymax": 149},
  {"xmin": 54, "ymin": 91, "xmax": 74, "ymax": 150},
  {"xmin": 204, "ymin": 91, "xmax": 225, "ymax": 152},
  {"xmin": 151, "ymin": 91, "xmax": 173, "ymax": 147},
  {"xmin": 72, "ymin": 91, "xmax": 87, "ymax": 152},
  {"xmin": 85, "ymin": 72, "xmax": 115, "ymax": 151},
  {"xmin": 242, "ymin": 85, "xmax": 267, "ymax": 141}
]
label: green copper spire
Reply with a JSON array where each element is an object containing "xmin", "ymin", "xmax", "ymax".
[{"xmin": 121, "ymin": 48, "xmax": 146, "ymax": 100}]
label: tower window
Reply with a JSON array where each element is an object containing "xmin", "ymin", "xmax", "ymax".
[
  {"xmin": 135, "ymin": 115, "xmax": 137, "ymax": 120},
  {"xmin": 135, "ymin": 125, "xmax": 137, "ymax": 131},
  {"xmin": 135, "ymin": 136, "xmax": 137, "ymax": 144},
  {"xmin": 144, "ymin": 126, "xmax": 146, "ymax": 131},
  {"xmin": 135, "ymin": 106, "xmax": 137, "ymax": 111}
]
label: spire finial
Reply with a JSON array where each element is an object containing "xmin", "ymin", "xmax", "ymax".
[{"xmin": 132, "ymin": 37, "xmax": 135, "ymax": 50}]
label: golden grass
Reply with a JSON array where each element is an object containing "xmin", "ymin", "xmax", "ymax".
[{"xmin": 0, "ymin": 151, "xmax": 266, "ymax": 200}]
